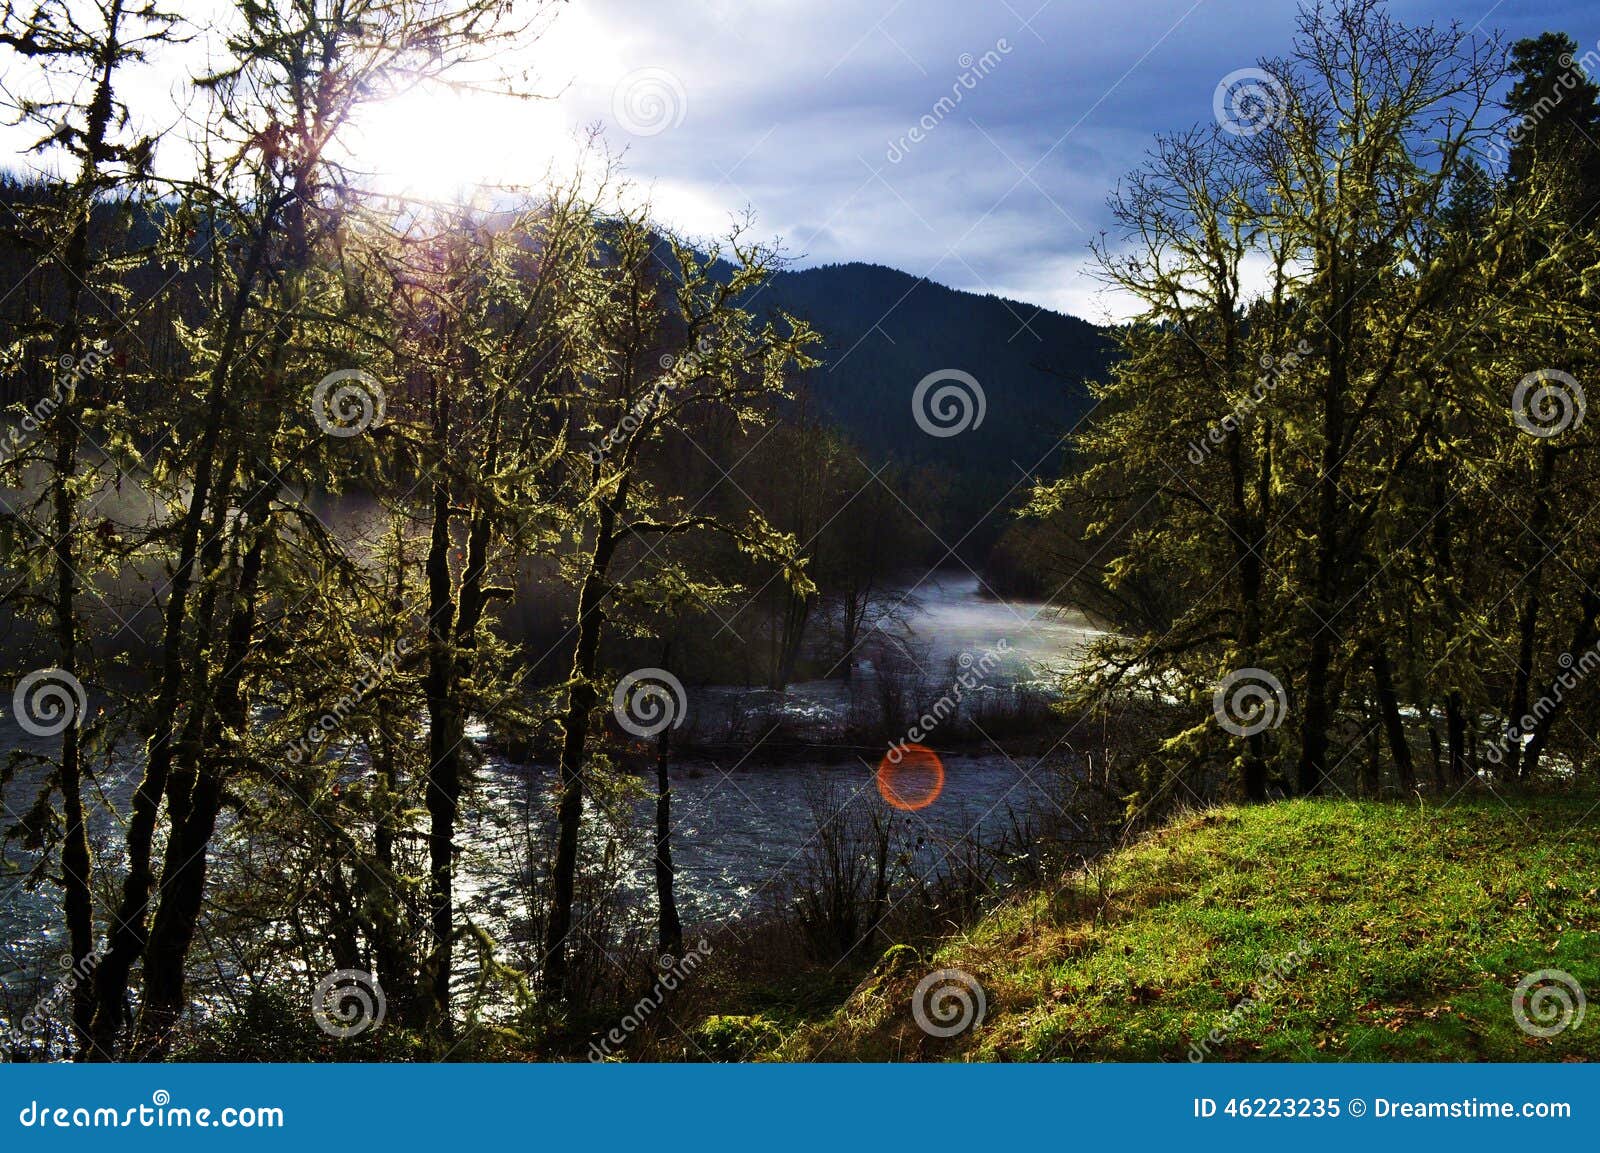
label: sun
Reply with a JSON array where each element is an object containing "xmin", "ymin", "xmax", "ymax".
[{"xmin": 349, "ymin": 84, "xmax": 571, "ymax": 202}]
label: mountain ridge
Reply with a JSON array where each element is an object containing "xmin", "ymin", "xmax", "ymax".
[{"xmin": 757, "ymin": 260, "xmax": 1114, "ymax": 554}]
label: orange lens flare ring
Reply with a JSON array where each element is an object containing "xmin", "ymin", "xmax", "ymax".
[{"xmin": 876, "ymin": 743, "xmax": 945, "ymax": 811}]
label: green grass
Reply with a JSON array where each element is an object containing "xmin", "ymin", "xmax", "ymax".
[{"xmin": 779, "ymin": 792, "xmax": 1600, "ymax": 1061}]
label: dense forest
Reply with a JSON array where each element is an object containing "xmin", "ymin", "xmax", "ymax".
[
  {"xmin": 1014, "ymin": 14, "xmax": 1600, "ymax": 802},
  {"xmin": 1, "ymin": 0, "xmax": 1597, "ymax": 1065}
]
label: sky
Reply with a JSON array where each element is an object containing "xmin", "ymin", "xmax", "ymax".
[
  {"xmin": 5, "ymin": 0, "xmax": 1599, "ymax": 321},
  {"xmin": 512, "ymin": 0, "xmax": 1600, "ymax": 320}
]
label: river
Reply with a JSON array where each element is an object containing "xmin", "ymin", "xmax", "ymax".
[{"xmin": 0, "ymin": 572, "xmax": 1098, "ymax": 1020}]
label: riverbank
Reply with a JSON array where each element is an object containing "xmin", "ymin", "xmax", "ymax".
[
  {"xmin": 758, "ymin": 790, "xmax": 1600, "ymax": 1061},
  {"xmin": 154, "ymin": 787, "xmax": 1600, "ymax": 1062}
]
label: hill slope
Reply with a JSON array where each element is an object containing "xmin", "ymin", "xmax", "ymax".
[
  {"xmin": 762, "ymin": 263, "xmax": 1112, "ymax": 555},
  {"xmin": 779, "ymin": 794, "xmax": 1600, "ymax": 1061}
]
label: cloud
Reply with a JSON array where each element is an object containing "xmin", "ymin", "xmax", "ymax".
[
  {"xmin": 531, "ymin": 0, "xmax": 1309, "ymax": 314},
  {"xmin": 4, "ymin": 0, "xmax": 1590, "ymax": 318}
]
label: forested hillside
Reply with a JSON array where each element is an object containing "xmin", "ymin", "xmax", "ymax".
[{"xmin": 764, "ymin": 263, "xmax": 1111, "ymax": 553}]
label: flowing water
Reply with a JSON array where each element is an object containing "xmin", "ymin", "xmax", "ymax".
[{"xmin": 0, "ymin": 572, "xmax": 1098, "ymax": 1017}]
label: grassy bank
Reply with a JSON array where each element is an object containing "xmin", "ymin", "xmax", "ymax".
[{"xmin": 771, "ymin": 791, "xmax": 1600, "ymax": 1061}]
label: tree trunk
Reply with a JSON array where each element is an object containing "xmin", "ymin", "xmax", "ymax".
[
  {"xmin": 128, "ymin": 229, "xmax": 304, "ymax": 1052},
  {"xmin": 543, "ymin": 513, "xmax": 618, "ymax": 1000},
  {"xmin": 1297, "ymin": 311, "xmax": 1349, "ymax": 796},
  {"xmin": 1519, "ymin": 574, "xmax": 1600, "ymax": 780},
  {"xmin": 53, "ymin": 211, "xmax": 94, "ymax": 1064},
  {"xmin": 1446, "ymin": 691, "xmax": 1468, "ymax": 784},
  {"xmin": 369, "ymin": 524, "xmax": 415, "ymax": 1024},
  {"xmin": 1226, "ymin": 406, "xmax": 1268, "ymax": 801},
  {"xmin": 50, "ymin": 9, "xmax": 123, "ymax": 1056},
  {"xmin": 1428, "ymin": 722, "xmax": 1446, "ymax": 790},
  {"xmin": 838, "ymin": 583, "xmax": 866, "ymax": 681},
  {"xmin": 88, "ymin": 223, "xmax": 270, "ymax": 1058},
  {"xmin": 1426, "ymin": 460, "xmax": 1468, "ymax": 789},
  {"xmin": 654, "ymin": 724, "xmax": 682, "ymax": 959},
  {"xmin": 422, "ymin": 471, "xmax": 460, "ymax": 1038},
  {"xmin": 1504, "ymin": 441, "xmax": 1557, "ymax": 779},
  {"xmin": 133, "ymin": 513, "xmax": 267, "ymax": 1058},
  {"xmin": 772, "ymin": 590, "xmax": 812, "ymax": 689},
  {"xmin": 1371, "ymin": 643, "xmax": 1415, "ymax": 791}
]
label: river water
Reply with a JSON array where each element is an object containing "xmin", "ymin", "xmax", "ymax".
[{"xmin": 1, "ymin": 573, "xmax": 1098, "ymax": 1013}]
